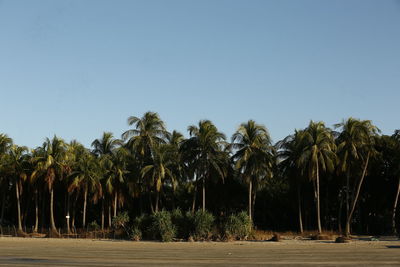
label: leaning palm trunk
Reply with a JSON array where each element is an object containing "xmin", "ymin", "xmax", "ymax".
[
  {"xmin": 49, "ymin": 187, "xmax": 59, "ymax": 236},
  {"xmin": 15, "ymin": 180, "xmax": 23, "ymax": 233},
  {"xmin": 34, "ymin": 190, "xmax": 39, "ymax": 233},
  {"xmin": 316, "ymin": 163, "xmax": 322, "ymax": 234},
  {"xmin": 297, "ymin": 185, "xmax": 304, "ymax": 233},
  {"xmin": 83, "ymin": 187, "xmax": 88, "ymax": 228},
  {"xmin": 191, "ymin": 180, "xmax": 197, "ymax": 213},
  {"xmin": 113, "ymin": 192, "xmax": 117, "ymax": 218},
  {"xmin": 202, "ymin": 176, "xmax": 206, "ymax": 212},
  {"xmin": 248, "ymin": 179, "xmax": 252, "ymax": 221},
  {"xmin": 345, "ymin": 152, "xmax": 370, "ymax": 237},
  {"xmin": 391, "ymin": 176, "xmax": 400, "ymax": 234},
  {"xmin": 155, "ymin": 190, "xmax": 160, "ymax": 213}
]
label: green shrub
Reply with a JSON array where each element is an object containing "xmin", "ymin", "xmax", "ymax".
[
  {"xmin": 88, "ymin": 220, "xmax": 100, "ymax": 231},
  {"xmin": 112, "ymin": 211, "xmax": 129, "ymax": 229},
  {"xmin": 171, "ymin": 208, "xmax": 190, "ymax": 239},
  {"xmin": 189, "ymin": 210, "xmax": 214, "ymax": 240},
  {"xmin": 129, "ymin": 227, "xmax": 142, "ymax": 241},
  {"xmin": 223, "ymin": 211, "xmax": 252, "ymax": 240},
  {"xmin": 149, "ymin": 210, "xmax": 176, "ymax": 242},
  {"xmin": 132, "ymin": 214, "xmax": 152, "ymax": 239}
]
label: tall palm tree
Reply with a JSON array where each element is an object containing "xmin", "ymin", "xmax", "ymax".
[
  {"xmin": 391, "ymin": 130, "xmax": 400, "ymax": 234},
  {"xmin": 91, "ymin": 132, "xmax": 121, "ymax": 229},
  {"xmin": 232, "ymin": 120, "xmax": 274, "ymax": 222},
  {"xmin": 122, "ymin": 112, "xmax": 168, "ymax": 212},
  {"xmin": 141, "ymin": 145, "xmax": 175, "ymax": 212},
  {"xmin": 182, "ymin": 120, "xmax": 227, "ymax": 211},
  {"xmin": 0, "ymin": 134, "xmax": 12, "ymax": 226},
  {"xmin": 6, "ymin": 145, "xmax": 29, "ymax": 234},
  {"xmin": 335, "ymin": 118, "xmax": 379, "ymax": 236},
  {"xmin": 297, "ymin": 121, "xmax": 336, "ymax": 234},
  {"xmin": 122, "ymin": 111, "xmax": 168, "ymax": 157},
  {"xmin": 31, "ymin": 136, "xmax": 68, "ymax": 236},
  {"xmin": 92, "ymin": 132, "xmax": 121, "ymax": 156},
  {"xmin": 277, "ymin": 130, "xmax": 306, "ymax": 233},
  {"xmin": 69, "ymin": 150, "xmax": 101, "ymax": 228}
]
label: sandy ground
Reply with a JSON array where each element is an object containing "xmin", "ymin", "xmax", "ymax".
[{"xmin": 0, "ymin": 237, "xmax": 400, "ymax": 266}]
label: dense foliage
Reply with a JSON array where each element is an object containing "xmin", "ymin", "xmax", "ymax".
[{"xmin": 0, "ymin": 112, "xmax": 399, "ymax": 238}]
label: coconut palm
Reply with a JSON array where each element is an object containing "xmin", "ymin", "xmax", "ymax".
[
  {"xmin": 5, "ymin": 145, "xmax": 29, "ymax": 234},
  {"xmin": 389, "ymin": 130, "xmax": 400, "ymax": 234},
  {"xmin": 297, "ymin": 121, "xmax": 336, "ymax": 234},
  {"xmin": 141, "ymin": 144, "xmax": 175, "ymax": 212},
  {"xmin": 31, "ymin": 136, "xmax": 68, "ymax": 236},
  {"xmin": 69, "ymin": 150, "xmax": 101, "ymax": 228},
  {"xmin": 92, "ymin": 132, "xmax": 121, "ymax": 156},
  {"xmin": 335, "ymin": 118, "xmax": 379, "ymax": 236},
  {"xmin": 122, "ymin": 111, "xmax": 168, "ymax": 157},
  {"xmin": 232, "ymin": 120, "xmax": 274, "ymax": 222},
  {"xmin": 277, "ymin": 130, "xmax": 306, "ymax": 233},
  {"xmin": 182, "ymin": 120, "xmax": 227, "ymax": 211},
  {"xmin": 0, "ymin": 134, "xmax": 12, "ymax": 226}
]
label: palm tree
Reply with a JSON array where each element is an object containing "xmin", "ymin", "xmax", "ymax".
[
  {"xmin": 277, "ymin": 130, "xmax": 306, "ymax": 233},
  {"xmin": 182, "ymin": 120, "xmax": 227, "ymax": 211},
  {"xmin": 141, "ymin": 145, "xmax": 175, "ymax": 212},
  {"xmin": 0, "ymin": 134, "xmax": 12, "ymax": 226},
  {"xmin": 122, "ymin": 112, "xmax": 168, "ymax": 212},
  {"xmin": 335, "ymin": 118, "xmax": 379, "ymax": 236},
  {"xmin": 92, "ymin": 132, "xmax": 121, "ymax": 156},
  {"xmin": 69, "ymin": 150, "xmax": 101, "ymax": 228},
  {"xmin": 6, "ymin": 145, "xmax": 29, "ymax": 234},
  {"xmin": 91, "ymin": 132, "xmax": 121, "ymax": 229},
  {"xmin": 232, "ymin": 120, "xmax": 274, "ymax": 222},
  {"xmin": 297, "ymin": 121, "xmax": 336, "ymax": 234},
  {"xmin": 122, "ymin": 111, "xmax": 168, "ymax": 157},
  {"xmin": 31, "ymin": 136, "xmax": 68, "ymax": 236}
]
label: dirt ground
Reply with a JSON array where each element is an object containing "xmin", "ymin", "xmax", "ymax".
[{"xmin": 0, "ymin": 237, "xmax": 399, "ymax": 266}]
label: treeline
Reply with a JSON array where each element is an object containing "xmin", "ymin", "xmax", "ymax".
[{"xmin": 0, "ymin": 112, "xmax": 399, "ymax": 237}]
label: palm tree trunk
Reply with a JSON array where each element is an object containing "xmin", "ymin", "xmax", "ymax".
[
  {"xmin": 108, "ymin": 201, "xmax": 112, "ymax": 227},
  {"xmin": 49, "ymin": 187, "xmax": 59, "ymax": 235},
  {"xmin": 15, "ymin": 180, "xmax": 23, "ymax": 233},
  {"xmin": 113, "ymin": 192, "xmax": 117, "ymax": 217},
  {"xmin": 66, "ymin": 193, "xmax": 70, "ymax": 234},
  {"xmin": 338, "ymin": 194, "xmax": 343, "ymax": 234},
  {"xmin": 297, "ymin": 185, "xmax": 304, "ymax": 233},
  {"xmin": 34, "ymin": 190, "xmax": 39, "ymax": 233},
  {"xmin": 71, "ymin": 194, "xmax": 77, "ymax": 231},
  {"xmin": 345, "ymin": 152, "xmax": 370, "ymax": 237},
  {"xmin": 191, "ymin": 181, "xmax": 197, "ymax": 213},
  {"xmin": 391, "ymin": 176, "xmax": 400, "ymax": 234},
  {"xmin": 202, "ymin": 175, "xmax": 206, "ymax": 212},
  {"xmin": 155, "ymin": 190, "xmax": 159, "ymax": 213},
  {"xmin": 101, "ymin": 197, "xmax": 105, "ymax": 231},
  {"xmin": 316, "ymin": 163, "xmax": 322, "ymax": 234},
  {"xmin": 248, "ymin": 179, "xmax": 252, "ymax": 221},
  {"xmin": 83, "ymin": 187, "xmax": 88, "ymax": 228},
  {"xmin": 251, "ymin": 188, "xmax": 256, "ymax": 223}
]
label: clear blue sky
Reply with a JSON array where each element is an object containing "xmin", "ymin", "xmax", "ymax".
[{"xmin": 1, "ymin": 0, "xmax": 399, "ymax": 148}]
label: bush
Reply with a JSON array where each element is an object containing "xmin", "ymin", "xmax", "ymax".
[
  {"xmin": 149, "ymin": 210, "xmax": 176, "ymax": 242},
  {"xmin": 88, "ymin": 220, "xmax": 100, "ymax": 231},
  {"xmin": 188, "ymin": 210, "xmax": 215, "ymax": 240},
  {"xmin": 223, "ymin": 212, "xmax": 252, "ymax": 240},
  {"xmin": 112, "ymin": 211, "xmax": 129, "ymax": 229},
  {"xmin": 129, "ymin": 227, "xmax": 142, "ymax": 241},
  {"xmin": 132, "ymin": 214, "xmax": 152, "ymax": 239},
  {"xmin": 171, "ymin": 208, "xmax": 190, "ymax": 239}
]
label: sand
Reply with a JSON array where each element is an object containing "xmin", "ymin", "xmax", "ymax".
[{"xmin": 0, "ymin": 237, "xmax": 399, "ymax": 266}]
